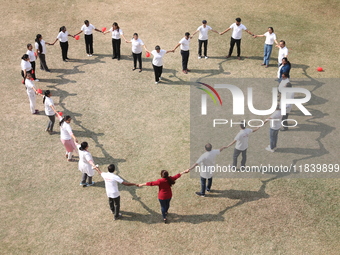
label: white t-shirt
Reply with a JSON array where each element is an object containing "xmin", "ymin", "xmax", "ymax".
[
  {"xmin": 25, "ymin": 79, "xmax": 35, "ymax": 95},
  {"xmin": 81, "ymin": 24, "xmax": 95, "ymax": 35},
  {"xmin": 60, "ymin": 120, "xmax": 73, "ymax": 140},
  {"xmin": 35, "ymin": 40, "xmax": 47, "ymax": 54},
  {"xmin": 196, "ymin": 149, "xmax": 220, "ymax": 178},
  {"xmin": 152, "ymin": 49, "xmax": 166, "ymax": 66},
  {"xmin": 109, "ymin": 28, "xmax": 123, "ymax": 39},
  {"xmin": 179, "ymin": 37, "xmax": 190, "ymax": 51},
  {"xmin": 78, "ymin": 148, "xmax": 94, "ymax": 176},
  {"xmin": 21, "ymin": 60, "xmax": 32, "ymax": 71},
  {"xmin": 230, "ymin": 23, "xmax": 247, "ymax": 39},
  {"xmin": 131, "ymin": 38, "xmax": 144, "ymax": 54},
  {"xmin": 101, "ymin": 172, "xmax": 124, "ymax": 198},
  {"xmin": 44, "ymin": 97, "xmax": 55, "ymax": 116},
  {"xmin": 57, "ymin": 31, "xmax": 69, "ymax": 42},
  {"xmin": 268, "ymin": 110, "xmax": 282, "ymax": 130},
  {"xmin": 197, "ymin": 25, "xmax": 212, "ymax": 40},
  {"xmin": 278, "ymin": 46, "xmax": 288, "ymax": 63},
  {"xmin": 234, "ymin": 128, "xmax": 253, "ymax": 151},
  {"xmin": 264, "ymin": 32, "xmax": 276, "ymax": 45},
  {"xmin": 26, "ymin": 50, "xmax": 36, "ymax": 62}
]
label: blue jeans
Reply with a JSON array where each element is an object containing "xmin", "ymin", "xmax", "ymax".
[
  {"xmin": 270, "ymin": 128, "xmax": 279, "ymax": 149},
  {"xmin": 263, "ymin": 44, "xmax": 273, "ymax": 65},
  {"xmin": 158, "ymin": 198, "xmax": 171, "ymax": 219},
  {"xmin": 200, "ymin": 177, "xmax": 212, "ymax": 195}
]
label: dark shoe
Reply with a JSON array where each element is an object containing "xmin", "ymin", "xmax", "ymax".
[
  {"xmin": 226, "ymin": 55, "xmax": 231, "ymax": 58},
  {"xmin": 164, "ymin": 218, "xmax": 168, "ymax": 224},
  {"xmin": 186, "ymin": 69, "xmax": 191, "ymax": 72},
  {"xmin": 261, "ymin": 63, "xmax": 265, "ymax": 66},
  {"xmin": 114, "ymin": 213, "xmax": 122, "ymax": 220},
  {"xmin": 139, "ymin": 69, "xmax": 142, "ymax": 73},
  {"xmin": 195, "ymin": 192, "xmax": 205, "ymax": 197},
  {"xmin": 132, "ymin": 68, "xmax": 136, "ymax": 71}
]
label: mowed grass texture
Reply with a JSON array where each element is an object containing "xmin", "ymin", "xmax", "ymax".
[{"xmin": 1, "ymin": 0, "xmax": 339, "ymax": 254}]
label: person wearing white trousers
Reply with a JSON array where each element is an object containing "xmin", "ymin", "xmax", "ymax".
[{"xmin": 25, "ymin": 73, "xmax": 39, "ymax": 114}]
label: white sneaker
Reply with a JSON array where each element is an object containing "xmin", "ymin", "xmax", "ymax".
[
  {"xmin": 205, "ymin": 56, "xmax": 208, "ymax": 59},
  {"xmin": 265, "ymin": 146, "xmax": 275, "ymax": 152},
  {"xmin": 159, "ymin": 77, "xmax": 162, "ymax": 80},
  {"xmin": 155, "ymin": 82, "xmax": 158, "ymax": 84},
  {"xmin": 35, "ymin": 79, "xmax": 39, "ymax": 82},
  {"xmin": 87, "ymin": 54, "xmax": 90, "ymax": 57},
  {"xmin": 89, "ymin": 54, "xmax": 93, "ymax": 57},
  {"xmin": 198, "ymin": 56, "xmax": 201, "ymax": 59}
]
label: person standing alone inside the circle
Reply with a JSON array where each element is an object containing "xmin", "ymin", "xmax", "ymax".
[
  {"xmin": 191, "ymin": 20, "xmax": 219, "ymax": 59},
  {"xmin": 74, "ymin": 20, "xmax": 103, "ymax": 56},
  {"xmin": 220, "ymin": 18, "xmax": 255, "ymax": 60},
  {"xmin": 94, "ymin": 164, "xmax": 137, "ymax": 220}
]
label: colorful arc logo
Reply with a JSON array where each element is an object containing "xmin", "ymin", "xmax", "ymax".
[{"xmin": 197, "ymin": 82, "xmax": 223, "ymax": 106}]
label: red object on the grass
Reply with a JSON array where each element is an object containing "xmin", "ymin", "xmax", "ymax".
[
  {"xmin": 58, "ymin": 112, "xmax": 63, "ymax": 116},
  {"xmin": 317, "ymin": 67, "xmax": 323, "ymax": 72},
  {"xmin": 101, "ymin": 27, "xmax": 106, "ymax": 32},
  {"xmin": 75, "ymin": 35, "xmax": 80, "ymax": 40},
  {"xmin": 37, "ymin": 89, "xmax": 43, "ymax": 94},
  {"xmin": 34, "ymin": 52, "xmax": 37, "ymax": 57},
  {"xmin": 146, "ymin": 52, "xmax": 150, "ymax": 58}
]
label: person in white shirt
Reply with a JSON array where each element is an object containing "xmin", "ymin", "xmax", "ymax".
[
  {"xmin": 264, "ymin": 106, "xmax": 282, "ymax": 152},
  {"xmin": 220, "ymin": 17, "xmax": 255, "ymax": 60},
  {"xmin": 173, "ymin": 32, "xmax": 191, "ymax": 74},
  {"xmin": 74, "ymin": 20, "xmax": 103, "ymax": 56},
  {"xmin": 147, "ymin": 45, "xmax": 174, "ymax": 84},
  {"xmin": 21, "ymin": 54, "xmax": 32, "ymax": 83},
  {"xmin": 191, "ymin": 20, "xmax": 219, "ymax": 59},
  {"xmin": 126, "ymin": 33, "xmax": 147, "ymax": 72},
  {"xmin": 254, "ymin": 27, "xmax": 278, "ymax": 67},
  {"xmin": 278, "ymin": 72, "xmax": 290, "ymax": 93},
  {"xmin": 43, "ymin": 90, "xmax": 58, "ymax": 134},
  {"xmin": 35, "ymin": 34, "xmax": 51, "ymax": 72},
  {"xmin": 188, "ymin": 143, "xmax": 227, "ymax": 197},
  {"xmin": 94, "ymin": 164, "xmax": 136, "ymax": 220},
  {"xmin": 58, "ymin": 115, "xmax": 78, "ymax": 161},
  {"xmin": 24, "ymin": 73, "xmax": 40, "ymax": 114},
  {"xmin": 26, "ymin": 44, "xmax": 38, "ymax": 81},
  {"xmin": 225, "ymin": 123, "xmax": 260, "ymax": 169},
  {"xmin": 51, "ymin": 26, "xmax": 74, "ymax": 62},
  {"xmin": 103, "ymin": 22, "xmax": 127, "ymax": 60},
  {"xmin": 276, "ymin": 40, "xmax": 288, "ymax": 66},
  {"xmin": 77, "ymin": 142, "xmax": 100, "ymax": 187}
]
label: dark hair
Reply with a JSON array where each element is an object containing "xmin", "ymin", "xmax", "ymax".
[
  {"xmin": 108, "ymin": 164, "xmax": 116, "ymax": 173},
  {"xmin": 236, "ymin": 17, "xmax": 241, "ymax": 22},
  {"xmin": 240, "ymin": 122, "xmax": 246, "ymax": 129},
  {"xmin": 268, "ymin": 27, "xmax": 274, "ymax": 32},
  {"xmin": 22, "ymin": 54, "xmax": 29, "ymax": 60},
  {"xmin": 60, "ymin": 115, "xmax": 71, "ymax": 126},
  {"xmin": 113, "ymin": 22, "xmax": 120, "ymax": 31},
  {"xmin": 27, "ymin": 43, "xmax": 32, "ymax": 49},
  {"xmin": 84, "ymin": 20, "xmax": 89, "ymax": 24},
  {"xmin": 79, "ymin": 142, "xmax": 88, "ymax": 151},
  {"xmin": 205, "ymin": 143, "xmax": 212, "ymax": 151},
  {"xmin": 280, "ymin": 40, "xmax": 286, "ymax": 45},
  {"xmin": 155, "ymin": 45, "xmax": 160, "ymax": 50},
  {"xmin": 161, "ymin": 170, "xmax": 175, "ymax": 186},
  {"xmin": 59, "ymin": 26, "xmax": 66, "ymax": 32},
  {"xmin": 202, "ymin": 20, "xmax": 207, "ymax": 24},
  {"xmin": 185, "ymin": 32, "xmax": 190, "ymax": 37},
  {"xmin": 282, "ymin": 57, "xmax": 290, "ymax": 66},
  {"xmin": 133, "ymin": 33, "xmax": 138, "ymax": 37},
  {"xmin": 35, "ymin": 34, "xmax": 43, "ymax": 53},
  {"xmin": 43, "ymin": 90, "xmax": 51, "ymax": 104}
]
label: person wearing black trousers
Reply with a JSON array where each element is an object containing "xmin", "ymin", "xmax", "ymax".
[
  {"xmin": 220, "ymin": 18, "xmax": 255, "ymax": 60},
  {"xmin": 74, "ymin": 20, "xmax": 103, "ymax": 56},
  {"xmin": 147, "ymin": 45, "xmax": 174, "ymax": 84},
  {"xmin": 173, "ymin": 32, "xmax": 191, "ymax": 74},
  {"xmin": 104, "ymin": 22, "xmax": 126, "ymax": 60},
  {"xmin": 125, "ymin": 33, "xmax": 147, "ymax": 72},
  {"xmin": 51, "ymin": 26, "xmax": 74, "ymax": 62},
  {"xmin": 34, "ymin": 34, "xmax": 51, "ymax": 72}
]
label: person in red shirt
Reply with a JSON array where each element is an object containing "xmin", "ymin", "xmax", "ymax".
[{"xmin": 138, "ymin": 169, "xmax": 189, "ymax": 223}]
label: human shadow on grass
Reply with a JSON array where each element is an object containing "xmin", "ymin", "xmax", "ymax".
[{"xmin": 94, "ymin": 178, "xmax": 274, "ymax": 224}]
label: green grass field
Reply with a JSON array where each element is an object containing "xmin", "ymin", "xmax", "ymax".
[{"xmin": 1, "ymin": 0, "xmax": 339, "ymax": 254}]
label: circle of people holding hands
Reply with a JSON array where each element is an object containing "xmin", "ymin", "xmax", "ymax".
[{"xmin": 20, "ymin": 17, "xmax": 291, "ymax": 223}]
